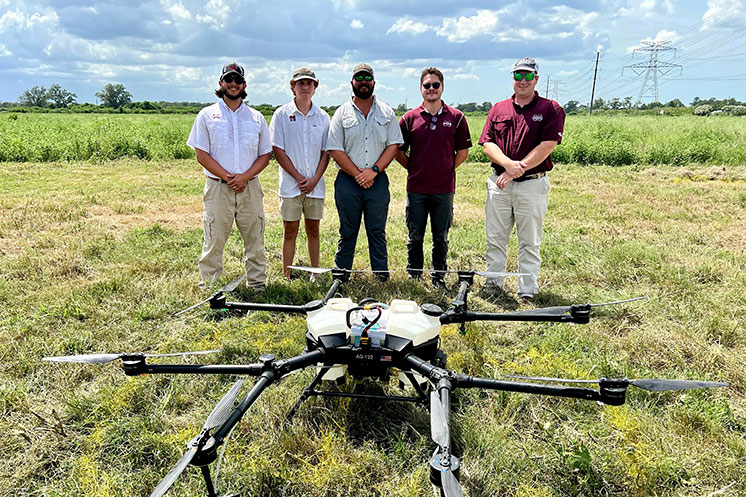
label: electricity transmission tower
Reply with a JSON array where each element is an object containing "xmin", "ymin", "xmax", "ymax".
[{"xmin": 623, "ymin": 41, "xmax": 681, "ymax": 104}]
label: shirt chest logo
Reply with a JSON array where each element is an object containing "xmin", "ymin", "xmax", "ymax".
[
  {"xmin": 532, "ymin": 114, "xmax": 543, "ymax": 122},
  {"xmin": 442, "ymin": 121, "xmax": 452, "ymax": 127},
  {"xmin": 289, "ymin": 115, "xmax": 296, "ymax": 122},
  {"xmin": 211, "ymin": 113, "xmax": 222, "ymax": 120}
]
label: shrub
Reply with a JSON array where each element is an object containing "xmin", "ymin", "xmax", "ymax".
[{"xmin": 694, "ymin": 105, "xmax": 712, "ymax": 116}]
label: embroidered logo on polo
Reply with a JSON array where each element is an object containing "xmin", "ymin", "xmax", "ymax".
[
  {"xmin": 443, "ymin": 121, "xmax": 452, "ymax": 127},
  {"xmin": 289, "ymin": 115, "xmax": 296, "ymax": 122},
  {"xmin": 532, "ymin": 114, "xmax": 543, "ymax": 122},
  {"xmin": 211, "ymin": 113, "xmax": 221, "ymax": 120}
]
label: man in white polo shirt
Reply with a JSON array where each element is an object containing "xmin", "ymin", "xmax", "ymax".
[
  {"xmin": 269, "ymin": 67, "xmax": 330, "ymax": 279},
  {"xmin": 186, "ymin": 62, "xmax": 271, "ymax": 291}
]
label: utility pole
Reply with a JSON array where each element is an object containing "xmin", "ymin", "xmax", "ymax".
[
  {"xmin": 623, "ymin": 40, "xmax": 681, "ymax": 105},
  {"xmin": 589, "ymin": 49, "xmax": 601, "ymax": 116},
  {"xmin": 545, "ymin": 75, "xmax": 550, "ymax": 97}
]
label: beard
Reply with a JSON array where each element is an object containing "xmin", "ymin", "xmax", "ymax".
[{"xmin": 352, "ymin": 84, "xmax": 373, "ymax": 99}]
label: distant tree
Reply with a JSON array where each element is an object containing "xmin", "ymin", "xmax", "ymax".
[
  {"xmin": 18, "ymin": 86, "xmax": 49, "ymax": 107},
  {"xmin": 609, "ymin": 98, "xmax": 623, "ymax": 110},
  {"xmin": 564, "ymin": 100, "xmax": 581, "ymax": 113},
  {"xmin": 479, "ymin": 101, "xmax": 492, "ymax": 112},
  {"xmin": 665, "ymin": 98, "xmax": 684, "ymax": 108},
  {"xmin": 47, "ymin": 84, "xmax": 77, "ymax": 108},
  {"xmin": 96, "ymin": 83, "xmax": 132, "ymax": 108},
  {"xmin": 623, "ymin": 96, "xmax": 633, "ymax": 109},
  {"xmin": 395, "ymin": 103, "xmax": 408, "ymax": 113},
  {"xmin": 456, "ymin": 102, "xmax": 478, "ymax": 112},
  {"xmin": 592, "ymin": 98, "xmax": 606, "ymax": 110},
  {"xmin": 694, "ymin": 104, "xmax": 712, "ymax": 116}
]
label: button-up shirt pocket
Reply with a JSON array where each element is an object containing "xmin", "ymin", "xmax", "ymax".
[
  {"xmin": 492, "ymin": 115, "xmax": 512, "ymax": 136},
  {"xmin": 374, "ymin": 116, "xmax": 390, "ymax": 143}
]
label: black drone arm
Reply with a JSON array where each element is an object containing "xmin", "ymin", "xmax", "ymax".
[
  {"xmin": 211, "ymin": 294, "xmax": 308, "ymax": 314},
  {"xmin": 453, "ymin": 374, "xmax": 616, "ymax": 404},
  {"xmin": 121, "ymin": 349, "xmax": 325, "ymax": 379},
  {"xmin": 403, "ymin": 354, "xmax": 626, "ymax": 406},
  {"xmin": 439, "ymin": 305, "xmax": 591, "ymax": 325}
]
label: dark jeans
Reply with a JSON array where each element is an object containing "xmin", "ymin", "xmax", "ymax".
[
  {"xmin": 334, "ymin": 171, "xmax": 390, "ymax": 277},
  {"xmin": 406, "ymin": 192, "xmax": 453, "ymax": 281}
]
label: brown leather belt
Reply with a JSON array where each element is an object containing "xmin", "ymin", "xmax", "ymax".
[{"xmin": 513, "ymin": 171, "xmax": 547, "ymax": 183}]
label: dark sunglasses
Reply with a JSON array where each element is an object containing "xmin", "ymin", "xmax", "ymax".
[
  {"xmin": 422, "ymin": 82, "xmax": 441, "ymax": 90},
  {"xmin": 223, "ymin": 75, "xmax": 245, "ymax": 84},
  {"xmin": 354, "ymin": 74, "xmax": 374, "ymax": 82},
  {"xmin": 513, "ymin": 72, "xmax": 536, "ymax": 81}
]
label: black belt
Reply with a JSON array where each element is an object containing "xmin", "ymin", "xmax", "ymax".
[
  {"xmin": 513, "ymin": 171, "xmax": 547, "ymax": 182},
  {"xmin": 207, "ymin": 176, "xmax": 228, "ymax": 184}
]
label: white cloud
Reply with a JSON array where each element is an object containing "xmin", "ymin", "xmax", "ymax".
[
  {"xmin": 163, "ymin": 1, "xmax": 192, "ymax": 21},
  {"xmin": 702, "ymin": 0, "xmax": 746, "ymax": 29},
  {"xmin": 0, "ymin": 43, "xmax": 10, "ymax": 56},
  {"xmin": 350, "ymin": 19, "xmax": 363, "ymax": 29},
  {"xmin": 196, "ymin": 0, "xmax": 231, "ymax": 30},
  {"xmin": 436, "ymin": 9, "xmax": 498, "ymax": 43},
  {"xmin": 386, "ymin": 18, "xmax": 431, "ymax": 35}
]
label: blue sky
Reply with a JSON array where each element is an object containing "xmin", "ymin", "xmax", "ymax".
[{"xmin": 1, "ymin": 0, "xmax": 744, "ymax": 107}]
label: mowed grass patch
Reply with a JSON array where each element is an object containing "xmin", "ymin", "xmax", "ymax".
[{"xmin": 1, "ymin": 159, "xmax": 745, "ymax": 496}]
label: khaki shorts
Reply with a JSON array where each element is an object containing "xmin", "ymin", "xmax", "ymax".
[{"xmin": 280, "ymin": 194, "xmax": 324, "ymax": 222}]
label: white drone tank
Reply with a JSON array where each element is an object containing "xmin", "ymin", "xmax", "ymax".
[
  {"xmin": 386, "ymin": 299, "xmax": 442, "ymax": 389},
  {"xmin": 306, "ymin": 297, "xmax": 355, "ymax": 381},
  {"xmin": 306, "ymin": 298, "xmax": 442, "ymax": 384}
]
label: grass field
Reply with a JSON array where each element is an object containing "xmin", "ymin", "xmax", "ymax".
[
  {"xmin": 2, "ymin": 112, "xmax": 746, "ymax": 166},
  {"xmin": 1, "ymin": 116, "xmax": 745, "ymax": 496}
]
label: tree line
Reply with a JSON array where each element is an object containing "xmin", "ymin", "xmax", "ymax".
[{"xmin": 5, "ymin": 82, "xmax": 745, "ymax": 117}]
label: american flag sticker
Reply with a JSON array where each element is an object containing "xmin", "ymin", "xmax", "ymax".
[{"xmin": 380, "ymin": 355, "xmax": 392, "ymax": 362}]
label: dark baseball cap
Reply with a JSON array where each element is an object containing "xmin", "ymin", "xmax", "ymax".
[
  {"xmin": 513, "ymin": 57, "xmax": 538, "ymax": 73},
  {"xmin": 352, "ymin": 63, "xmax": 374, "ymax": 77},
  {"xmin": 221, "ymin": 62, "xmax": 245, "ymax": 80},
  {"xmin": 292, "ymin": 67, "xmax": 318, "ymax": 82}
]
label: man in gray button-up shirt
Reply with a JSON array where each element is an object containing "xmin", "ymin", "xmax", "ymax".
[{"xmin": 326, "ymin": 63, "xmax": 403, "ymax": 281}]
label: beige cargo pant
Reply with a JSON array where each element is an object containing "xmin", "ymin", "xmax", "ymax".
[
  {"xmin": 485, "ymin": 173, "xmax": 549, "ymax": 297},
  {"xmin": 199, "ymin": 177, "xmax": 267, "ymax": 289}
]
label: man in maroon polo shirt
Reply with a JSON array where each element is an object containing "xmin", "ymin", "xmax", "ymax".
[
  {"xmin": 478, "ymin": 57, "xmax": 565, "ymax": 300},
  {"xmin": 396, "ymin": 67, "xmax": 472, "ymax": 288}
]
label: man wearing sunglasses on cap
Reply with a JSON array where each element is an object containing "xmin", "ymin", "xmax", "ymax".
[
  {"xmin": 326, "ymin": 63, "xmax": 403, "ymax": 281},
  {"xmin": 396, "ymin": 67, "xmax": 472, "ymax": 289},
  {"xmin": 478, "ymin": 57, "xmax": 565, "ymax": 301},
  {"xmin": 187, "ymin": 62, "xmax": 271, "ymax": 291}
]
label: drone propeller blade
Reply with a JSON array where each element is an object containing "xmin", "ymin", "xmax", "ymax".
[
  {"xmin": 173, "ymin": 275, "xmax": 246, "ymax": 317},
  {"xmin": 430, "ymin": 390, "xmax": 450, "ymax": 447},
  {"xmin": 589, "ymin": 296, "xmax": 648, "ymax": 307},
  {"xmin": 505, "ymin": 374, "xmax": 597, "ymax": 384},
  {"xmin": 220, "ymin": 274, "xmax": 247, "ymax": 293},
  {"xmin": 203, "ymin": 380, "xmax": 244, "ymax": 431},
  {"xmin": 629, "ymin": 378, "xmax": 729, "ymax": 391},
  {"xmin": 173, "ymin": 297, "xmax": 211, "ymax": 317},
  {"xmin": 288, "ymin": 265, "xmax": 333, "ymax": 274},
  {"xmin": 441, "ymin": 468, "xmax": 464, "ymax": 497},
  {"xmin": 42, "ymin": 349, "xmax": 221, "ymax": 365},
  {"xmin": 475, "ymin": 271, "xmax": 529, "ymax": 278},
  {"xmin": 42, "ymin": 353, "xmax": 127, "ymax": 364},
  {"xmin": 149, "ymin": 445, "xmax": 199, "ymax": 497}
]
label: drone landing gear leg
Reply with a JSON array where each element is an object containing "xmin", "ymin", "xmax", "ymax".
[
  {"xmin": 200, "ymin": 465, "xmax": 239, "ymax": 497},
  {"xmin": 285, "ymin": 366, "xmax": 331, "ymax": 423}
]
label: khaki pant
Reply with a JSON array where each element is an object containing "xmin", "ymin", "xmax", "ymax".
[
  {"xmin": 485, "ymin": 173, "xmax": 549, "ymax": 296},
  {"xmin": 200, "ymin": 178, "xmax": 267, "ymax": 288}
]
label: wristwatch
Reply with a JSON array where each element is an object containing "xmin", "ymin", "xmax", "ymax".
[{"xmin": 372, "ymin": 165, "xmax": 380, "ymax": 174}]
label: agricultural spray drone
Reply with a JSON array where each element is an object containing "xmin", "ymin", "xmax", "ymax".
[{"xmin": 44, "ymin": 268, "xmax": 728, "ymax": 497}]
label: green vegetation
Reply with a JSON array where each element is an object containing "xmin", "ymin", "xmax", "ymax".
[
  {"xmin": 1, "ymin": 151, "xmax": 744, "ymax": 496},
  {"xmin": 467, "ymin": 114, "xmax": 746, "ymax": 166},
  {"xmin": 3, "ymin": 113, "xmax": 746, "ymax": 167}
]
